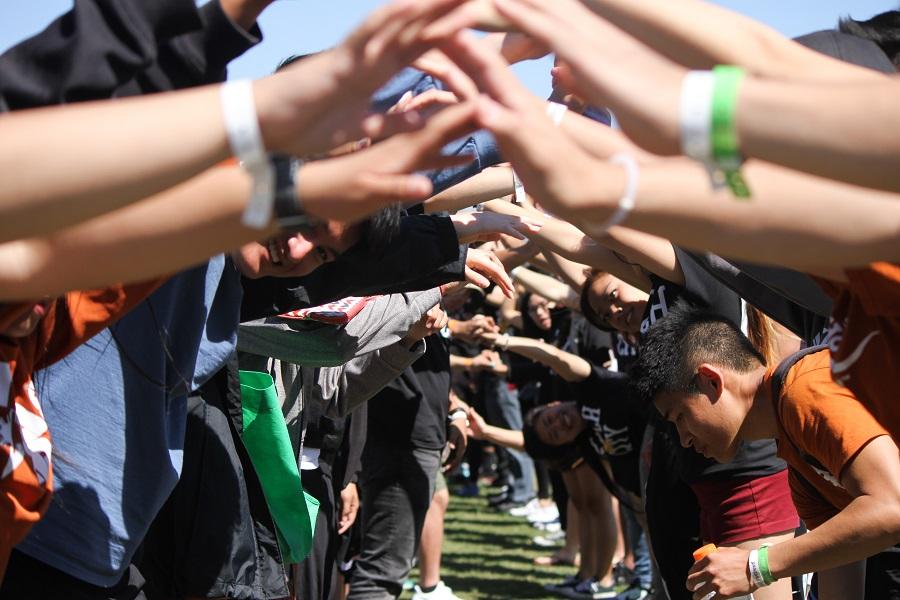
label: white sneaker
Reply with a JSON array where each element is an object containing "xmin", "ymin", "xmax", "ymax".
[
  {"xmin": 527, "ymin": 503, "xmax": 560, "ymax": 524},
  {"xmin": 412, "ymin": 581, "xmax": 463, "ymax": 600},
  {"xmin": 508, "ymin": 498, "xmax": 542, "ymax": 517}
]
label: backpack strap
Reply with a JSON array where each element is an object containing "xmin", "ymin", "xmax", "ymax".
[{"xmin": 770, "ymin": 346, "xmax": 836, "ymax": 495}]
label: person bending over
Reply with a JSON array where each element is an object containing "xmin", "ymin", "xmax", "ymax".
[{"xmin": 634, "ymin": 301, "xmax": 900, "ymax": 600}]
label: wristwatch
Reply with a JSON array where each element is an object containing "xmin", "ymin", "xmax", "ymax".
[
  {"xmin": 448, "ymin": 408, "xmax": 468, "ymax": 424},
  {"xmin": 271, "ymin": 154, "xmax": 318, "ymax": 232}
]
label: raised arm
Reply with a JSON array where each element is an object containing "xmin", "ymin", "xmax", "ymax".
[
  {"xmin": 0, "ymin": 101, "xmax": 479, "ymax": 300},
  {"xmin": 484, "ymin": 332, "xmax": 592, "ymax": 383},
  {"xmin": 424, "ymin": 164, "xmax": 515, "ymax": 213},
  {"xmin": 0, "ymin": 0, "xmax": 471, "ymax": 241},
  {"xmin": 510, "ymin": 267, "xmax": 579, "ymax": 310},
  {"xmin": 580, "ymin": 0, "xmax": 885, "ymax": 82},
  {"xmin": 441, "ymin": 31, "xmax": 900, "ymax": 275}
]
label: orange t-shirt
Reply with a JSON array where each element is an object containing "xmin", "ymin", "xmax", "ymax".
[
  {"xmin": 0, "ymin": 281, "xmax": 159, "ymax": 580},
  {"xmin": 816, "ymin": 262, "xmax": 900, "ymax": 442},
  {"xmin": 771, "ymin": 348, "xmax": 889, "ymax": 529}
]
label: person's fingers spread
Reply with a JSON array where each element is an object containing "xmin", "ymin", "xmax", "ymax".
[
  {"xmin": 415, "ymin": 51, "xmax": 480, "ymax": 100},
  {"xmin": 420, "ymin": 1, "xmax": 485, "ymax": 43}
]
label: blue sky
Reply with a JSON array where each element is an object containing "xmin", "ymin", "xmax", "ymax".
[{"xmin": 0, "ymin": 1, "xmax": 896, "ymax": 97}]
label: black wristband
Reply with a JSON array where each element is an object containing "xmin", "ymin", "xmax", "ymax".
[{"xmin": 271, "ymin": 154, "xmax": 315, "ymax": 232}]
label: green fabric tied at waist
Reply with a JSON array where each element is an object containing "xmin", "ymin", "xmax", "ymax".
[{"xmin": 239, "ymin": 370, "xmax": 319, "ymax": 564}]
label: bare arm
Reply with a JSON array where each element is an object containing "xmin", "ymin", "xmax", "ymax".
[
  {"xmin": 0, "ymin": 0, "xmax": 475, "ymax": 241},
  {"xmin": 491, "ymin": 333, "xmax": 592, "ymax": 382},
  {"xmin": 688, "ymin": 435, "xmax": 900, "ymax": 598},
  {"xmin": 442, "ymin": 33, "xmax": 900, "ymax": 274},
  {"xmin": 0, "ymin": 101, "xmax": 480, "ymax": 299},
  {"xmin": 423, "ymin": 165, "xmax": 515, "ymax": 213},
  {"xmin": 510, "ymin": 267, "xmax": 579, "ymax": 310},
  {"xmin": 466, "ymin": 407, "xmax": 526, "ymax": 450},
  {"xmin": 580, "ymin": 0, "xmax": 885, "ymax": 82}
]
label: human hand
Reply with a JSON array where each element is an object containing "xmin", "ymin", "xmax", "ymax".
[
  {"xmin": 465, "ymin": 247, "xmax": 515, "ymax": 298},
  {"xmin": 404, "ymin": 305, "xmax": 450, "ymax": 347},
  {"xmin": 438, "ymin": 32, "xmax": 624, "ymax": 226},
  {"xmin": 450, "ymin": 314, "xmax": 499, "ymax": 342},
  {"xmin": 412, "ymin": 48, "xmax": 480, "ymax": 100},
  {"xmin": 443, "ymin": 417, "xmax": 468, "ymax": 472},
  {"xmin": 337, "ymin": 482, "xmax": 359, "ymax": 535},
  {"xmin": 486, "ymin": 0, "xmax": 685, "ymax": 154},
  {"xmin": 297, "ymin": 102, "xmax": 478, "ymax": 222},
  {"xmin": 475, "ymin": 330, "xmax": 504, "ymax": 348},
  {"xmin": 471, "ymin": 349, "xmax": 508, "ymax": 374},
  {"xmin": 466, "ymin": 407, "xmax": 488, "ymax": 440},
  {"xmin": 451, "ymin": 210, "xmax": 542, "ymax": 244},
  {"xmin": 254, "ymin": 0, "xmax": 470, "ymax": 157},
  {"xmin": 686, "ymin": 546, "xmax": 756, "ymax": 600}
]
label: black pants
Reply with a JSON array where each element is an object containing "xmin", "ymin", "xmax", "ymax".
[
  {"xmin": 0, "ymin": 550, "xmax": 146, "ymax": 600},
  {"xmin": 139, "ymin": 360, "xmax": 288, "ymax": 600},
  {"xmin": 348, "ymin": 443, "xmax": 441, "ymax": 600},
  {"xmin": 297, "ymin": 466, "xmax": 337, "ymax": 600}
]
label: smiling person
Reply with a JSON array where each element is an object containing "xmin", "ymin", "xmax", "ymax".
[{"xmin": 634, "ymin": 301, "xmax": 900, "ymax": 600}]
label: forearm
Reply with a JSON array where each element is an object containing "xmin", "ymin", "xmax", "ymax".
[
  {"xmin": 511, "ymin": 267, "xmax": 574, "ymax": 306},
  {"xmin": 0, "ymin": 85, "xmax": 230, "ymax": 241},
  {"xmin": 542, "ymin": 252, "xmax": 588, "ymax": 291},
  {"xmin": 423, "ymin": 165, "xmax": 515, "ymax": 213},
  {"xmin": 738, "ymin": 77, "xmax": 900, "ymax": 192},
  {"xmin": 574, "ymin": 156, "xmax": 900, "ymax": 272},
  {"xmin": 480, "ymin": 423, "xmax": 526, "ymax": 451},
  {"xmin": 768, "ymin": 495, "xmax": 900, "ymax": 580},
  {"xmin": 2, "ymin": 166, "xmax": 271, "ymax": 299},
  {"xmin": 581, "ymin": 0, "xmax": 883, "ymax": 82},
  {"xmin": 503, "ymin": 336, "xmax": 591, "ymax": 382}
]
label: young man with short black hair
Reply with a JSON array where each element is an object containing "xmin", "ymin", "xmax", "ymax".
[{"xmin": 634, "ymin": 301, "xmax": 900, "ymax": 600}]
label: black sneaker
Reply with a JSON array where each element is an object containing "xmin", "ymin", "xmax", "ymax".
[
  {"xmin": 543, "ymin": 574, "xmax": 580, "ymax": 595},
  {"xmin": 614, "ymin": 583, "xmax": 651, "ymax": 600}
]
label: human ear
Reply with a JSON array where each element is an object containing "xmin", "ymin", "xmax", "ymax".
[{"xmin": 696, "ymin": 364, "xmax": 724, "ymax": 400}]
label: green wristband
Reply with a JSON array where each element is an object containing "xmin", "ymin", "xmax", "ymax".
[
  {"xmin": 711, "ymin": 65, "xmax": 751, "ymax": 199},
  {"xmin": 758, "ymin": 545, "xmax": 777, "ymax": 585}
]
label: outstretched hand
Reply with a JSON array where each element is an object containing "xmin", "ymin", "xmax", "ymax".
[
  {"xmin": 451, "ymin": 210, "xmax": 542, "ymax": 244},
  {"xmin": 297, "ymin": 102, "xmax": 479, "ymax": 223},
  {"xmin": 465, "ymin": 247, "xmax": 515, "ymax": 297}
]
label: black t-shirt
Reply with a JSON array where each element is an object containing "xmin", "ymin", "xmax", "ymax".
[
  {"xmin": 639, "ymin": 247, "xmax": 786, "ymax": 483},
  {"xmin": 572, "ymin": 366, "xmax": 647, "ymax": 496},
  {"xmin": 367, "ymin": 334, "xmax": 450, "ymax": 450}
]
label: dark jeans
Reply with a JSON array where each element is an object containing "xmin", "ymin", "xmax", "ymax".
[
  {"xmin": 484, "ymin": 379, "xmax": 535, "ymax": 503},
  {"xmin": 297, "ymin": 467, "xmax": 337, "ymax": 600},
  {"xmin": 348, "ymin": 444, "xmax": 441, "ymax": 600}
]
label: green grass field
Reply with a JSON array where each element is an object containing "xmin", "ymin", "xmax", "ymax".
[{"xmin": 405, "ymin": 492, "xmax": 579, "ymax": 600}]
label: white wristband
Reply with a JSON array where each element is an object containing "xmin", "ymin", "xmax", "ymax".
[
  {"xmin": 592, "ymin": 153, "xmax": 638, "ymax": 233},
  {"xmin": 679, "ymin": 71, "xmax": 714, "ymax": 163},
  {"xmin": 748, "ymin": 549, "xmax": 768, "ymax": 589},
  {"xmin": 546, "ymin": 101, "xmax": 568, "ymax": 126},
  {"xmin": 220, "ymin": 80, "xmax": 274, "ymax": 229},
  {"xmin": 512, "ymin": 169, "xmax": 527, "ymax": 205}
]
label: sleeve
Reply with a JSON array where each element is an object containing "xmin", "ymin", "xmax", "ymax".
[
  {"xmin": 136, "ymin": 0, "xmax": 262, "ymax": 93},
  {"xmin": 240, "ymin": 215, "xmax": 465, "ymax": 321},
  {"xmin": 36, "ymin": 279, "xmax": 163, "ymax": 367},
  {"xmin": 783, "ymin": 365, "xmax": 889, "ymax": 483},
  {"xmin": 237, "ymin": 289, "xmax": 441, "ymax": 367},
  {"xmin": 371, "ymin": 69, "xmax": 502, "ymax": 194},
  {"xmin": 687, "ymin": 251, "xmax": 832, "ymax": 341},
  {"xmin": 673, "ymin": 247, "xmax": 742, "ymax": 323},
  {"xmin": 340, "ymin": 403, "xmax": 368, "ymax": 488},
  {"xmin": 311, "ymin": 340, "xmax": 427, "ymax": 418},
  {"xmin": 572, "ymin": 364, "xmax": 630, "ymax": 409},
  {"xmin": 0, "ymin": 0, "xmax": 201, "ymax": 110},
  {"xmin": 844, "ymin": 263, "xmax": 900, "ymax": 317}
]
